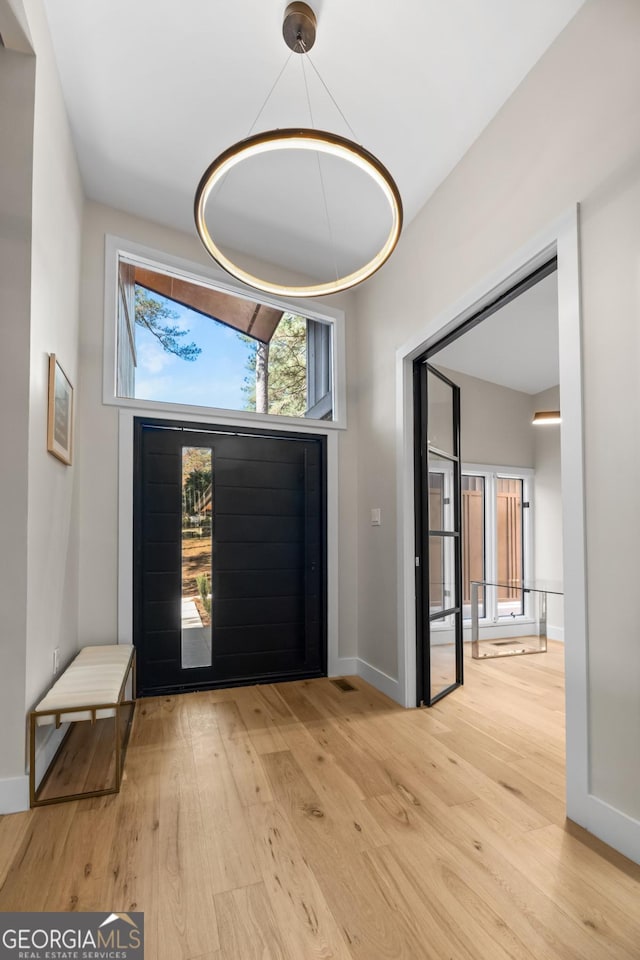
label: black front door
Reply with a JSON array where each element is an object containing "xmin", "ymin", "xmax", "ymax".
[{"xmin": 134, "ymin": 418, "xmax": 326, "ymax": 695}]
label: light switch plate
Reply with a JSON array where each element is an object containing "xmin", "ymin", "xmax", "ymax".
[{"xmin": 371, "ymin": 508, "xmax": 381, "ymax": 526}]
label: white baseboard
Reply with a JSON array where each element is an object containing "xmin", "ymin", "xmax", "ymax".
[
  {"xmin": 0, "ymin": 775, "xmax": 29, "ymax": 814},
  {"xmin": 548, "ymin": 625, "xmax": 564, "ymax": 642},
  {"xmin": 355, "ymin": 658, "xmax": 402, "ymax": 704},
  {"xmin": 331, "ymin": 656, "xmax": 402, "ymax": 704},
  {"xmin": 0, "ymin": 723, "xmax": 69, "ymax": 815},
  {"xmin": 570, "ymin": 794, "xmax": 640, "ymax": 866},
  {"xmin": 333, "ymin": 657, "xmax": 358, "ymax": 676},
  {"xmin": 34, "ymin": 723, "xmax": 69, "ymax": 787}
]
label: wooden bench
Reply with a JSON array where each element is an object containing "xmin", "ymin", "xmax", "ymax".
[{"xmin": 29, "ymin": 644, "xmax": 136, "ymax": 807}]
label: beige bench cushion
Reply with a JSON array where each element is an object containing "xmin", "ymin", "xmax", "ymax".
[{"xmin": 34, "ymin": 644, "xmax": 133, "ymax": 726}]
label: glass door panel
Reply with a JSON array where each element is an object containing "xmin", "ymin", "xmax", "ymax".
[
  {"xmin": 429, "ymin": 620, "xmax": 457, "ymax": 701},
  {"xmin": 181, "ymin": 446, "xmax": 213, "ymax": 668},
  {"xmin": 415, "ymin": 362, "xmax": 463, "ymax": 706},
  {"xmin": 428, "ymin": 534, "xmax": 456, "ymax": 616},
  {"xmin": 496, "ymin": 477, "xmax": 524, "ymax": 616},
  {"xmin": 427, "ymin": 368, "xmax": 455, "ymax": 455},
  {"xmin": 462, "ymin": 475, "xmax": 485, "ymax": 619},
  {"xmin": 428, "ymin": 454, "xmax": 455, "ymax": 531}
]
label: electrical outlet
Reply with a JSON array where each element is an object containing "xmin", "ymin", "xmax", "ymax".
[{"xmin": 53, "ymin": 647, "xmax": 60, "ymax": 676}]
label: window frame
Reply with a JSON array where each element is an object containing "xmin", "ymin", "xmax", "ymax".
[
  {"xmin": 103, "ymin": 234, "xmax": 347, "ymax": 430},
  {"xmin": 435, "ymin": 462, "xmax": 535, "ymax": 636}
]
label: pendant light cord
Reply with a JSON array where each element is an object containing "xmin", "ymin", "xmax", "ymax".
[
  {"xmin": 208, "ymin": 27, "xmax": 365, "ymax": 283},
  {"xmin": 211, "ymin": 51, "xmax": 293, "ymax": 202},
  {"xmin": 301, "ymin": 51, "xmax": 339, "ymax": 283},
  {"xmin": 247, "ymin": 51, "xmax": 295, "ymax": 137},
  {"xmin": 304, "ymin": 49, "xmax": 359, "ymax": 142}
]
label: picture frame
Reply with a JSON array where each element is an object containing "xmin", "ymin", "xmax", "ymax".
[{"xmin": 47, "ymin": 354, "xmax": 74, "ymax": 465}]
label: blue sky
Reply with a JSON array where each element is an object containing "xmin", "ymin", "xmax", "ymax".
[{"xmin": 134, "ymin": 294, "xmax": 255, "ymax": 410}]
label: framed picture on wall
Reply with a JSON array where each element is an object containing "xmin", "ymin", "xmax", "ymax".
[{"xmin": 47, "ymin": 354, "xmax": 73, "ymax": 465}]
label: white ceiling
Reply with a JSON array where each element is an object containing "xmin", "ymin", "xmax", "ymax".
[
  {"xmin": 434, "ymin": 270, "xmax": 559, "ymax": 395},
  {"xmin": 43, "ymin": 0, "xmax": 586, "ymax": 283}
]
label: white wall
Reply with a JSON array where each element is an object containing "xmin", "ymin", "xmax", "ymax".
[
  {"xmin": 437, "ymin": 365, "xmax": 535, "ymax": 468},
  {"xmin": 23, "ymin": 0, "xmax": 84, "ymax": 717},
  {"xmin": 0, "ymin": 0, "xmax": 83, "ymax": 810},
  {"xmin": 532, "ymin": 386, "xmax": 564, "ymax": 636},
  {"xmin": 0, "ymin": 38, "xmax": 35, "ymax": 790},
  {"xmin": 354, "ymin": 0, "xmax": 640, "ymax": 845},
  {"xmin": 77, "ymin": 201, "xmax": 359, "ymax": 660},
  {"xmin": 581, "ymin": 166, "xmax": 640, "ymax": 817}
]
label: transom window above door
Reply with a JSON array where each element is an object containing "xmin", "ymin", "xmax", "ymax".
[{"xmin": 104, "ymin": 238, "xmax": 345, "ymax": 426}]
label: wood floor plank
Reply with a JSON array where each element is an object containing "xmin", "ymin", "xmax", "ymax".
[
  {"xmin": 215, "ymin": 882, "xmax": 287, "ymax": 960},
  {"xmin": 0, "ymin": 811, "xmax": 31, "ymax": 888},
  {"xmin": 279, "ymin": 723, "xmax": 389, "ymax": 851},
  {"xmin": 270, "ymin": 680, "xmax": 325, "ymax": 723},
  {"xmin": 156, "ymin": 747, "xmax": 221, "ymax": 959},
  {"xmin": 249, "ymin": 802, "xmax": 354, "ymax": 960},
  {"xmin": 456, "ymin": 799, "xmax": 639, "ymax": 948},
  {"xmin": 302, "ymin": 717, "xmax": 393, "ymax": 798},
  {"xmin": 1, "ymin": 641, "xmax": 639, "ymax": 960},
  {"xmin": 100, "ymin": 750, "xmax": 162, "ymax": 955},
  {"xmin": 222, "ymin": 732, "xmax": 274, "ymax": 806},
  {"xmin": 365, "ymin": 842, "xmax": 537, "ymax": 960},
  {"xmin": 0, "ymin": 802, "xmax": 76, "ymax": 909},
  {"xmin": 42, "ymin": 799, "xmax": 120, "ymax": 911},
  {"xmin": 368, "ymin": 793, "xmax": 618, "ymax": 960},
  {"xmin": 261, "ymin": 750, "xmax": 431, "ymax": 959},
  {"xmin": 190, "ymin": 728, "xmax": 262, "ymax": 895},
  {"xmin": 248, "ymin": 725, "xmax": 289, "ymax": 755}
]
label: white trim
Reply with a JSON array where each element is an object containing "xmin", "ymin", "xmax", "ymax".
[
  {"xmin": 334, "ymin": 657, "xmax": 358, "ymax": 676},
  {"xmin": 103, "ymin": 235, "xmax": 347, "ymax": 431},
  {"xmin": 580, "ymin": 797, "xmax": 640, "ymax": 865},
  {"xmin": 547, "ymin": 626, "xmax": 564, "ymax": 642},
  {"xmin": 555, "ymin": 207, "xmax": 590, "ymax": 829},
  {"xmin": 460, "ymin": 463, "xmax": 535, "ymax": 625},
  {"xmin": 334, "ymin": 655, "xmax": 417, "ymax": 705},
  {"xmin": 0, "ymin": 775, "xmax": 29, "ymax": 814},
  {"xmin": 396, "ymin": 208, "xmax": 595, "ymax": 839},
  {"xmin": 117, "ymin": 409, "xmax": 341, "ymax": 677},
  {"xmin": 355, "ymin": 659, "xmax": 402, "ymax": 702},
  {"xmin": 32, "ymin": 723, "xmax": 69, "ymax": 788}
]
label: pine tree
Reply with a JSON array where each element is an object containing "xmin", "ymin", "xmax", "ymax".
[
  {"xmin": 239, "ymin": 314, "xmax": 306, "ymax": 416},
  {"xmin": 135, "ymin": 287, "xmax": 201, "ymax": 361}
]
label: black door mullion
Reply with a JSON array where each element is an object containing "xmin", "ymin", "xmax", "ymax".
[{"xmin": 415, "ymin": 363, "xmax": 464, "ymax": 706}]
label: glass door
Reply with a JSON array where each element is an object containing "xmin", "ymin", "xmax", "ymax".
[{"xmin": 415, "ymin": 363, "xmax": 463, "ymax": 705}]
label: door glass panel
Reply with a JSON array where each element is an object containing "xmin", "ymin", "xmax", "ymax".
[
  {"xmin": 429, "ymin": 619, "xmax": 457, "ymax": 701},
  {"xmin": 496, "ymin": 477, "xmax": 524, "ymax": 617},
  {"xmin": 181, "ymin": 446, "xmax": 213, "ymax": 668},
  {"xmin": 427, "ymin": 369, "xmax": 455, "ymax": 455},
  {"xmin": 462, "ymin": 475, "xmax": 485, "ymax": 619},
  {"xmin": 428, "ymin": 454, "xmax": 455, "ymax": 531},
  {"xmin": 429, "ymin": 534, "xmax": 456, "ymax": 616}
]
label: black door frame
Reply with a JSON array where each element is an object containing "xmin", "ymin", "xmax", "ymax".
[
  {"xmin": 414, "ymin": 363, "xmax": 464, "ymax": 706},
  {"xmin": 133, "ymin": 415, "xmax": 328, "ymax": 695},
  {"xmin": 412, "ymin": 258, "xmax": 558, "ymax": 707}
]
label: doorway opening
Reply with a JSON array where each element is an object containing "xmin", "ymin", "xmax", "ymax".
[
  {"xmin": 414, "ymin": 259, "xmax": 563, "ymax": 704},
  {"xmin": 398, "ymin": 211, "xmax": 588, "ymax": 831}
]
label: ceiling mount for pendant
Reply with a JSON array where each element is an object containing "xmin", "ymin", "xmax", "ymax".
[
  {"xmin": 282, "ymin": 2, "xmax": 317, "ymax": 53},
  {"xmin": 194, "ymin": 1, "xmax": 403, "ymax": 298}
]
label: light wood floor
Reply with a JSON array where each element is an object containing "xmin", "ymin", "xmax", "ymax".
[{"xmin": 2, "ymin": 641, "xmax": 640, "ymax": 959}]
